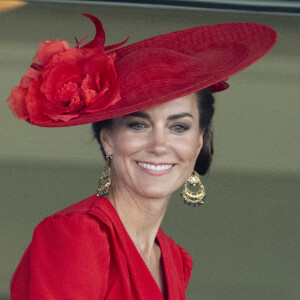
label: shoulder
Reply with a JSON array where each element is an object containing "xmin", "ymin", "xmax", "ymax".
[
  {"xmin": 11, "ymin": 195, "xmax": 111, "ymax": 298},
  {"xmin": 52, "ymin": 193, "xmax": 100, "ymax": 217},
  {"xmin": 159, "ymin": 229, "xmax": 193, "ymax": 266},
  {"xmin": 33, "ymin": 194, "xmax": 110, "ymax": 250},
  {"xmin": 158, "ymin": 229, "xmax": 193, "ymax": 287}
]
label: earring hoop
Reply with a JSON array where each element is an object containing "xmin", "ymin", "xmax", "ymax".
[
  {"xmin": 181, "ymin": 171, "xmax": 206, "ymax": 206},
  {"xmin": 96, "ymin": 155, "xmax": 112, "ymax": 198}
]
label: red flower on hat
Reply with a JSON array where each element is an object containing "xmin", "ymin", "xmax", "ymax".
[{"xmin": 7, "ymin": 14, "xmax": 128, "ymax": 125}]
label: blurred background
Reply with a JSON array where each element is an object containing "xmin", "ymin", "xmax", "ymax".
[{"xmin": 1, "ymin": 0, "xmax": 299, "ymax": 299}]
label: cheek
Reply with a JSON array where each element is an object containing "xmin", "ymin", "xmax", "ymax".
[
  {"xmin": 175, "ymin": 133, "xmax": 202, "ymax": 161},
  {"xmin": 179, "ymin": 141, "xmax": 201, "ymax": 161},
  {"xmin": 112, "ymin": 132, "xmax": 146, "ymax": 158}
]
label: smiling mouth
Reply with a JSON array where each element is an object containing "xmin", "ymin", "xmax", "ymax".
[{"xmin": 137, "ymin": 162, "xmax": 173, "ymax": 171}]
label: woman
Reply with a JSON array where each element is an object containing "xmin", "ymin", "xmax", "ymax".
[{"xmin": 7, "ymin": 14, "xmax": 277, "ymax": 299}]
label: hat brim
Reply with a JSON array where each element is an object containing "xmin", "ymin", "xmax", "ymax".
[{"xmin": 33, "ymin": 22, "xmax": 277, "ymax": 127}]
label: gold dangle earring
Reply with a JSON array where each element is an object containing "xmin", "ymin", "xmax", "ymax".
[
  {"xmin": 96, "ymin": 155, "xmax": 112, "ymax": 198},
  {"xmin": 181, "ymin": 171, "xmax": 206, "ymax": 206}
]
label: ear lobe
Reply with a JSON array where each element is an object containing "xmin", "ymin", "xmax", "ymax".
[{"xmin": 100, "ymin": 128, "xmax": 113, "ymax": 156}]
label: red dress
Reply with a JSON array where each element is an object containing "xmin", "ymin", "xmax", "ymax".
[{"xmin": 11, "ymin": 195, "xmax": 193, "ymax": 299}]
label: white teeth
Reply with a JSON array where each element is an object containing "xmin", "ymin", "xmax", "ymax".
[{"xmin": 138, "ymin": 162, "xmax": 172, "ymax": 171}]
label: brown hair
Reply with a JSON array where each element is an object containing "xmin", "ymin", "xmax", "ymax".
[
  {"xmin": 194, "ymin": 88, "xmax": 215, "ymax": 175},
  {"xmin": 92, "ymin": 88, "xmax": 215, "ymax": 175}
]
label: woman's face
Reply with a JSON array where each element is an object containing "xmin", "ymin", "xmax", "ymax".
[{"xmin": 100, "ymin": 94, "xmax": 203, "ymax": 200}]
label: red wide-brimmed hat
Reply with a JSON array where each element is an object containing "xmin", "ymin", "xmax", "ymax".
[{"xmin": 7, "ymin": 14, "xmax": 277, "ymax": 127}]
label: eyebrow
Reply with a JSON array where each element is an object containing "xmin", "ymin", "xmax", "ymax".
[
  {"xmin": 124, "ymin": 111, "xmax": 150, "ymax": 119},
  {"xmin": 167, "ymin": 113, "xmax": 193, "ymax": 121},
  {"xmin": 123, "ymin": 112, "xmax": 193, "ymax": 120}
]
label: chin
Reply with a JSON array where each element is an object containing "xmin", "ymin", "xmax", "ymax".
[{"xmin": 136, "ymin": 186, "xmax": 174, "ymax": 201}]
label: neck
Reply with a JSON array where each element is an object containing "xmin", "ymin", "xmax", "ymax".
[{"xmin": 108, "ymin": 185, "xmax": 169, "ymax": 259}]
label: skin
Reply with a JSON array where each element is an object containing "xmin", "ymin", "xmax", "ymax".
[{"xmin": 100, "ymin": 93, "xmax": 203, "ymax": 297}]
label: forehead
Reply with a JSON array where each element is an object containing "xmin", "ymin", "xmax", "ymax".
[
  {"xmin": 110, "ymin": 93, "xmax": 199, "ymax": 128},
  {"xmin": 137, "ymin": 93, "xmax": 198, "ymax": 116}
]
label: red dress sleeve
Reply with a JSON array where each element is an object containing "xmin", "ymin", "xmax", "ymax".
[{"xmin": 10, "ymin": 213, "xmax": 110, "ymax": 300}]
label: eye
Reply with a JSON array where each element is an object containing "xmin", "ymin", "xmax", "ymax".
[
  {"xmin": 171, "ymin": 123, "xmax": 190, "ymax": 133},
  {"xmin": 128, "ymin": 122, "xmax": 147, "ymax": 131}
]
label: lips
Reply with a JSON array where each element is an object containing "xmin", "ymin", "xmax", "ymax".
[{"xmin": 137, "ymin": 162, "xmax": 173, "ymax": 171}]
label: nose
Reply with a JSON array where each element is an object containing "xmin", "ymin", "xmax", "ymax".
[{"xmin": 147, "ymin": 126, "xmax": 169, "ymax": 156}]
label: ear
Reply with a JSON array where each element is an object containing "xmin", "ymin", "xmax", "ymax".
[
  {"xmin": 100, "ymin": 127, "xmax": 113, "ymax": 156},
  {"xmin": 196, "ymin": 130, "xmax": 204, "ymax": 156}
]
